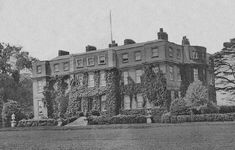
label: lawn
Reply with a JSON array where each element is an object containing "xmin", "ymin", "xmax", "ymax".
[{"xmin": 0, "ymin": 122, "xmax": 235, "ymax": 150}]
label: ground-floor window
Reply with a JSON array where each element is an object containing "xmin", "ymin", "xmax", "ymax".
[
  {"xmin": 137, "ymin": 94, "xmax": 144, "ymax": 108},
  {"xmin": 124, "ymin": 95, "xmax": 130, "ymax": 110},
  {"xmin": 101, "ymin": 95, "xmax": 106, "ymax": 111}
]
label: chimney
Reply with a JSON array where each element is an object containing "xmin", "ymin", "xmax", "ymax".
[
  {"xmin": 182, "ymin": 36, "xmax": 190, "ymax": 45},
  {"xmin": 109, "ymin": 40, "xmax": 118, "ymax": 48},
  {"xmin": 157, "ymin": 28, "xmax": 168, "ymax": 41},
  {"xmin": 58, "ymin": 50, "xmax": 70, "ymax": 56},
  {"xmin": 86, "ymin": 45, "xmax": 97, "ymax": 52},
  {"xmin": 124, "ymin": 39, "xmax": 136, "ymax": 45}
]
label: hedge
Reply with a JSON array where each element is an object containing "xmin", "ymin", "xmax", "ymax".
[
  {"xmin": 17, "ymin": 119, "xmax": 57, "ymax": 127},
  {"xmin": 88, "ymin": 115, "xmax": 147, "ymax": 125},
  {"xmin": 219, "ymin": 106, "xmax": 235, "ymax": 114},
  {"xmin": 160, "ymin": 113, "xmax": 235, "ymax": 123}
]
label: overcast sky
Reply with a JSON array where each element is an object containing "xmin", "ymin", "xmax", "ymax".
[{"xmin": 0, "ymin": 0, "xmax": 234, "ymax": 60}]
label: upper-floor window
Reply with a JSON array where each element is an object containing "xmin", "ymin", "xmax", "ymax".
[
  {"xmin": 177, "ymin": 67, "xmax": 181, "ymax": 81},
  {"xmin": 152, "ymin": 47, "xmax": 159, "ymax": 57},
  {"xmin": 54, "ymin": 64, "xmax": 59, "ymax": 72},
  {"xmin": 194, "ymin": 68, "xmax": 199, "ymax": 81},
  {"xmin": 192, "ymin": 50, "xmax": 199, "ymax": 59},
  {"xmin": 101, "ymin": 95, "xmax": 107, "ymax": 111},
  {"xmin": 76, "ymin": 58, "xmax": 83, "ymax": 68},
  {"xmin": 100, "ymin": 71, "xmax": 106, "ymax": 87},
  {"xmin": 169, "ymin": 47, "xmax": 173, "ymax": 57},
  {"xmin": 87, "ymin": 57, "xmax": 95, "ymax": 66},
  {"xmin": 75, "ymin": 74, "xmax": 83, "ymax": 86},
  {"xmin": 135, "ymin": 69, "xmax": 142, "ymax": 83},
  {"xmin": 123, "ymin": 71, "xmax": 129, "ymax": 85},
  {"xmin": 169, "ymin": 66, "xmax": 174, "ymax": 80},
  {"xmin": 63, "ymin": 62, "xmax": 69, "ymax": 71},
  {"xmin": 122, "ymin": 53, "xmax": 129, "ymax": 63},
  {"xmin": 135, "ymin": 51, "xmax": 141, "ymax": 61},
  {"xmin": 37, "ymin": 80, "xmax": 44, "ymax": 93},
  {"xmin": 88, "ymin": 73, "xmax": 95, "ymax": 87},
  {"xmin": 176, "ymin": 49, "xmax": 181, "ymax": 59},
  {"xmin": 98, "ymin": 55, "xmax": 106, "ymax": 65},
  {"xmin": 36, "ymin": 65, "xmax": 42, "ymax": 74}
]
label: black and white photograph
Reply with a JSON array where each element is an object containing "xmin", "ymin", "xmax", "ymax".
[{"xmin": 0, "ymin": 0, "xmax": 235, "ymax": 149}]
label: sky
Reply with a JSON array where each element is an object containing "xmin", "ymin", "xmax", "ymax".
[{"xmin": 0, "ymin": 0, "xmax": 234, "ymax": 60}]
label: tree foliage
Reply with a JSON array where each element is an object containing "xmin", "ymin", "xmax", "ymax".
[
  {"xmin": 141, "ymin": 64, "xmax": 167, "ymax": 107},
  {"xmin": 213, "ymin": 40, "xmax": 235, "ymax": 99},
  {"xmin": 185, "ymin": 81, "xmax": 208, "ymax": 109}
]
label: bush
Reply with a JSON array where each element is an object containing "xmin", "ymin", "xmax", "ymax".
[
  {"xmin": 91, "ymin": 110, "xmax": 100, "ymax": 116},
  {"xmin": 1, "ymin": 100, "xmax": 26, "ymax": 127},
  {"xmin": 88, "ymin": 115, "xmax": 146, "ymax": 125},
  {"xmin": 170, "ymin": 98, "xmax": 190, "ymax": 115},
  {"xmin": 160, "ymin": 113, "xmax": 235, "ymax": 123},
  {"xmin": 199, "ymin": 102, "xmax": 219, "ymax": 114},
  {"xmin": 219, "ymin": 106, "xmax": 235, "ymax": 113},
  {"xmin": 17, "ymin": 119, "xmax": 57, "ymax": 127}
]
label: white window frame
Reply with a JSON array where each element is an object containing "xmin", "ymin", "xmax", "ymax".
[
  {"xmin": 63, "ymin": 62, "xmax": 69, "ymax": 71},
  {"xmin": 169, "ymin": 66, "xmax": 174, "ymax": 80},
  {"xmin": 169, "ymin": 47, "xmax": 173, "ymax": 57},
  {"xmin": 123, "ymin": 71, "xmax": 129, "ymax": 85},
  {"xmin": 87, "ymin": 57, "xmax": 95, "ymax": 66},
  {"xmin": 135, "ymin": 51, "xmax": 141, "ymax": 61},
  {"xmin": 122, "ymin": 53, "xmax": 129, "ymax": 63},
  {"xmin": 137, "ymin": 94, "xmax": 143, "ymax": 108},
  {"xmin": 98, "ymin": 55, "xmax": 106, "ymax": 65},
  {"xmin": 135, "ymin": 69, "xmax": 142, "ymax": 83},
  {"xmin": 100, "ymin": 71, "xmax": 106, "ymax": 87},
  {"xmin": 54, "ymin": 64, "xmax": 59, "ymax": 72},
  {"xmin": 101, "ymin": 95, "xmax": 107, "ymax": 111},
  {"xmin": 194, "ymin": 68, "xmax": 199, "ymax": 81},
  {"xmin": 88, "ymin": 73, "xmax": 95, "ymax": 87},
  {"xmin": 37, "ymin": 80, "xmax": 44, "ymax": 93},
  {"xmin": 76, "ymin": 58, "xmax": 83, "ymax": 68},
  {"xmin": 36, "ymin": 65, "xmax": 42, "ymax": 74},
  {"xmin": 124, "ymin": 95, "xmax": 130, "ymax": 110},
  {"xmin": 152, "ymin": 47, "xmax": 159, "ymax": 57}
]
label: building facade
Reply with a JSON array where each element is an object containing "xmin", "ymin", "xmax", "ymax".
[{"xmin": 32, "ymin": 28, "xmax": 215, "ymax": 119}]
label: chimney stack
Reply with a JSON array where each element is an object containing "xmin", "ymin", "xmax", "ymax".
[
  {"xmin": 157, "ymin": 28, "xmax": 168, "ymax": 41},
  {"xmin": 182, "ymin": 36, "xmax": 190, "ymax": 45},
  {"xmin": 109, "ymin": 40, "xmax": 118, "ymax": 48}
]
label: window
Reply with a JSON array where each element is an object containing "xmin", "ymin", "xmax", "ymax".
[
  {"xmin": 137, "ymin": 94, "xmax": 144, "ymax": 108},
  {"xmin": 169, "ymin": 47, "xmax": 173, "ymax": 57},
  {"xmin": 177, "ymin": 49, "xmax": 181, "ymax": 59},
  {"xmin": 37, "ymin": 80, "xmax": 44, "ymax": 93},
  {"xmin": 76, "ymin": 58, "xmax": 83, "ymax": 68},
  {"xmin": 88, "ymin": 73, "xmax": 95, "ymax": 87},
  {"xmin": 132, "ymin": 98, "xmax": 137, "ymax": 109},
  {"xmin": 152, "ymin": 47, "xmax": 159, "ymax": 57},
  {"xmin": 192, "ymin": 50, "xmax": 198, "ymax": 59},
  {"xmin": 146, "ymin": 99, "xmax": 152, "ymax": 108},
  {"xmin": 101, "ymin": 95, "xmax": 106, "ymax": 111},
  {"xmin": 87, "ymin": 57, "xmax": 95, "ymax": 66},
  {"xmin": 124, "ymin": 95, "xmax": 130, "ymax": 110},
  {"xmin": 100, "ymin": 71, "xmax": 106, "ymax": 87},
  {"xmin": 135, "ymin": 69, "xmax": 142, "ymax": 83},
  {"xmin": 63, "ymin": 62, "xmax": 69, "ymax": 71},
  {"xmin": 98, "ymin": 55, "xmax": 106, "ymax": 65},
  {"xmin": 123, "ymin": 71, "xmax": 129, "ymax": 85},
  {"xmin": 36, "ymin": 65, "xmax": 42, "ymax": 74},
  {"xmin": 135, "ymin": 51, "xmax": 141, "ymax": 61},
  {"xmin": 54, "ymin": 64, "xmax": 59, "ymax": 72},
  {"xmin": 75, "ymin": 74, "xmax": 83, "ymax": 86},
  {"xmin": 169, "ymin": 66, "xmax": 174, "ymax": 80},
  {"xmin": 171, "ymin": 91, "xmax": 175, "ymax": 100},
  {"xmin": 122, "ymin": 53, "xmax": 128, "ymax": 63},
  {"xmin": 177, "ymin": 67, "xmax": 181, "ymax": 81},
  {"xmin": 194, "ymin": 68, "xmax": 199, "ymax": 81}
]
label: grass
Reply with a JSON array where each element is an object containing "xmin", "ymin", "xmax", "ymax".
[{"xmin": 0, "ymin": 122, "xmax": 235, "ymax": 150}]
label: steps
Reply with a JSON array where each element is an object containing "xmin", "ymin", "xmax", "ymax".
[{"xmin": 65, "ymin": 117, "xmax": 88, "ymax": 126}]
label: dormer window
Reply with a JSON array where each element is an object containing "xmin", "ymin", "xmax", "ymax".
[
  {"xmin": 36, "ymin": 65, "xmax": 42, "ymax": 74},
  {"xmin": 87, "ymin": 57, "xmax": 95, "ymax": 66},
  {"xmin": 98, "ymin": 55, "xmax": 106, "ymax": 65},
  {"xmin": 122, "ymin": 53, "xmax": 129, "ymax": 63}
]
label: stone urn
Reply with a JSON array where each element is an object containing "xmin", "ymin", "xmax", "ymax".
[{"xmin": 11, "ymin": 113, "xmax": 17, "ymax": 127}]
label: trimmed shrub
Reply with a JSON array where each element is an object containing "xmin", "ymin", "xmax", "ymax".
[
  {"xmin": 91, "ymin": 110, "xmax": 100, "ymax": 116},
  {"xmin": 170, "ymin": 98, "xmax": 190, "ymax": 115},
  {"xmin": 161, "ymin": 112, "xmax": 171, "ymax": 123},
  {"xmin": 219, "ymin": 106, "xmax": 235, "ymax": 114},
  {"xmin": 199, "ymin": 102, "xmax": 219, "ymax": 114},
  {"xmin": 17, "ymin": 119, "xmax": 57, "ymax": 127},
  {"xmin": 88, "ymin": 115, "xmax": 146, "ymax": 125}
]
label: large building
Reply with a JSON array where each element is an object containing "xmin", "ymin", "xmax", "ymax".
[{"xmin": 32, "ymin": 28, "xmax": 215, "ymax": 119}]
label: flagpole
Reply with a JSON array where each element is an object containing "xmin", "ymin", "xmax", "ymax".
[{"xmin": 110, "ymin": 10, "xmax": 113, "ymax": 43}]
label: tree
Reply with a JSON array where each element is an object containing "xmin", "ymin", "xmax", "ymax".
[
  {"xmin": 141, "ymin": 64, "xmax": 167, "ymax": 107},
  {"xmin": 185, "ymin": 81, "xmax": 208, "ymax": 110},
  {"xmin": 213, "ymin": 39, "xmax": 235, "ymax": 103}
]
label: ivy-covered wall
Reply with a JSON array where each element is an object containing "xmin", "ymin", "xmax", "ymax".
[{"xmin": 67, "ymin": 68, "xmax": 121, "ymax": 117}]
